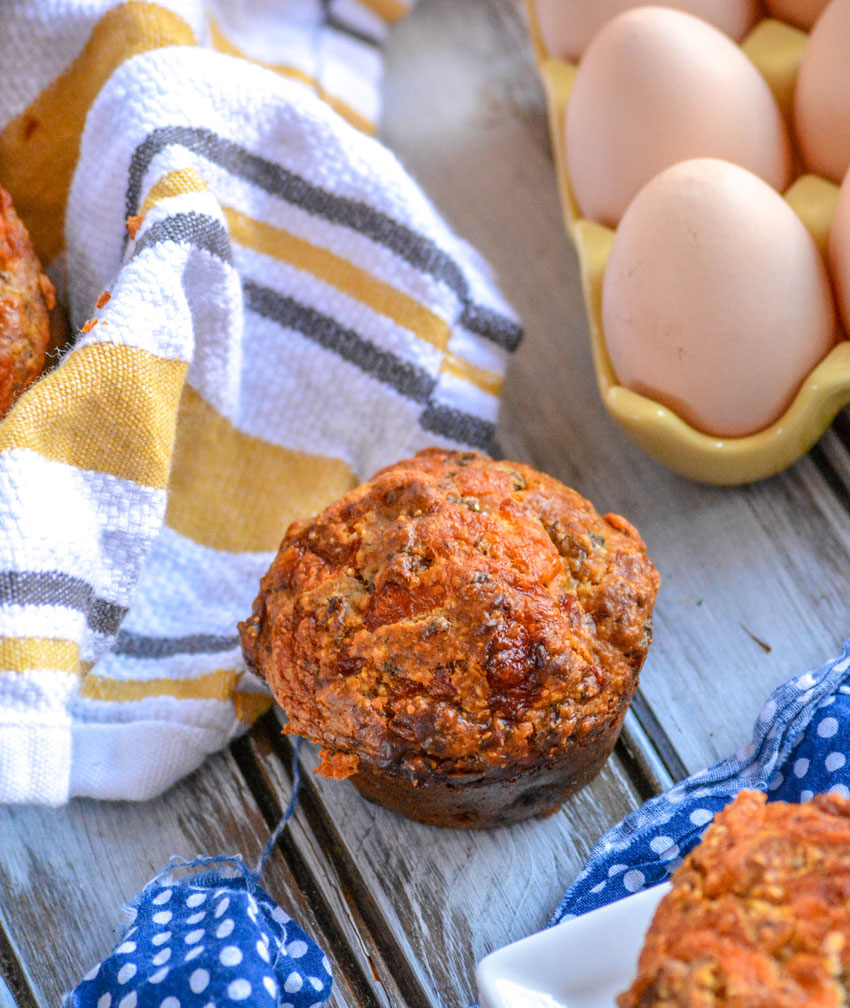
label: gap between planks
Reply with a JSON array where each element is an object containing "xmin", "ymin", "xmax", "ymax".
[{"xmin": 0, "ymin": 926, "xmax": 38, "ymax": 1008}]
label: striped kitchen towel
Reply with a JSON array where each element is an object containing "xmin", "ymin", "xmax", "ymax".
[{"xmin": 0, "ymin": 0, "xmax": 521, "ymax": 804}]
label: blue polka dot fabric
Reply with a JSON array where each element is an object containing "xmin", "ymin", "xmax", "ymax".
[
  {"xmin": 552, "ymin": 639, "xmax": 850, "ymax": 924},
  {"xmin": 66, "ymin": 860, "xmax": 332, "ymax": 1008}
]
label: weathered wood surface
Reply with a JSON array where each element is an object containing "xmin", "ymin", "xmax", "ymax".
[
  {"xmin": 4, "ymin": 2, "xmax": 850, "ymax": 1008},
  {"xmin": 382, "ymin": 0, "xmax": 850, "ymax": 775}
]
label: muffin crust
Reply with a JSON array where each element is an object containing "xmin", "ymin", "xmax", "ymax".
[{"xmin": 240, "ymin": 448, "xmax": 658, "ymax": 811}]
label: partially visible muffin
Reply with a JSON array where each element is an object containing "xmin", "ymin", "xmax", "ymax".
[
  {"xmin": 0, "ymin": 183, "xmax": 55, "ymax": 418},
  {"xmin": 240, "ymin": 448, "xmax": 659, "ymax": 827},
  {"xmin": 620, "ymin": 790, "xmax": 850, "ymax": 1008}
]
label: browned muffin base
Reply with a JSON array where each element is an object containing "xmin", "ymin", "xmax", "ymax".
[{"xmin": 350, "ymin": 713, "xmax": 624, "ymax": 828}]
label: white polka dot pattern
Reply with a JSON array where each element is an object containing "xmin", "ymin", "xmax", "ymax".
[
  {"xmin": 189, "ymin": 970, "xmax": 209, "ymax": 994},
  {"xmin": 219, "ymin": 946, "xmax": 242, "ymax": 967},
  {"xmin": 67, "ymin": 862, "xmax": 333, "ymax": 1008},
  {"xmin": 227, "ymin": 979, "xmax": 251, "ymax": 1000},
  {"xmin": 551, "ymin": 644, "xmax": 850, "ymax": 924},
  {"xmin": 819, "ymin": 717, "xmax": 839, "ymax": 739}
]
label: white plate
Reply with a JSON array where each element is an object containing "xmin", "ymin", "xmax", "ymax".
[{"xmin": 475, "ymin": 883, "xmax": 671, "ymax": 1008}]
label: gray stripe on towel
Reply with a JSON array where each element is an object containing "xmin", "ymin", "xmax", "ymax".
[
  {"xmin": 124, "ymin": 126, "xmax": 521, "ymax": 350},
  {"xmin": 243, "ymin": 280, "xmax": 436, "ymax": 402},
  {"xmin": 113, "ymin": 631, "xmax": 241, "ymax": 660},
  {"xmin": 132, "ymin": 211, "xmax": 233, "ymax": 263},
  {"xmin": 0, "ymin": 570, "xmax": 128, "ymax": 637},
  {"xmin": 418, "ymin": 402, "xmax": 496, "ymax": 451}
]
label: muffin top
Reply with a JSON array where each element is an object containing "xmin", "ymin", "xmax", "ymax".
[
  {"xmin": 620, "ymin": 790, "xmax": 850, "ymax": 1008},
  {"xmin": 239, "ymin": 448, "xmax": 659, "ymax": 781}
]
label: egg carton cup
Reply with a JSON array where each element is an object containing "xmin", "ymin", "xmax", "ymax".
[{"xmin": 524, "ymin": 6, "xmax": 849, "ymax": 485}]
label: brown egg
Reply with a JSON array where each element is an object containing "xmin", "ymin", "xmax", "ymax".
[
  {"xmin": 828, "ymin": 167, "xmax": 850, "ymax": 333},
  {"xmin": 794, "ymin": 0, "xmax": 850, "ymax": 183},
  {"xmin": 602, "ymin": 159, "xmax": 837, "ymax": 437},
  {"xmin": 566, "ymin": 7, "xmax": 792, "ymax": 227},
  {"xmin": 535, "ymin": 0, "xmax": 762, "ymax": 61},
  {"xmin": 764, "ymin": 0, "xmax": 829, "ymax": 29}
]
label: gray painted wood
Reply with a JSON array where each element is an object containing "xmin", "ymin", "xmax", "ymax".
[{"xmin": 382, "ymin": 0, "xmax": 850, "ymax": 776}]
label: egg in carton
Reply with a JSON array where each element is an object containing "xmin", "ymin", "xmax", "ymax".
[{"xmin": 524, "ymin": 0, "xmax": 850, "ymax": 485}]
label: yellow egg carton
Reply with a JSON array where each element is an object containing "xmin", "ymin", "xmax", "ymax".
[{"xmin": 523, "ymin": 4, "xmax": 848, "ymax": 485}]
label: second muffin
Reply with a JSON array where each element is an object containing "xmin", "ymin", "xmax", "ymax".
[
  {"xmin": 620, "ymin": 790, "xmax": 850, "ymax": 1007},
  {"xmin": 240, "ymin": 448, "xmax": 659, "ymax": 828}
]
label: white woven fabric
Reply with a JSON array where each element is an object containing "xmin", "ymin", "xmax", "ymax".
[{"xmin": 0, "ymin": 0, "xmax": 521, "ymax": 803}]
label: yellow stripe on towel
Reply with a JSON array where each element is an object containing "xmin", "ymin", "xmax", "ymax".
[
  {"xmin": 81, "ymin": 667, "xmax": 240, "ymax": 702},
  {"xmin": 209, "ymin": 20, "xmax": 375, "ymax": 136},
  {"xmin": 0, "ymin": 2, "xmax": 195, "ymax": 264},
  {"xmin": 441, "ymin": 351, "xmax": 504, "ymax": 398},
  {"xmin": 141, "ymin": 167, "xmax": 210, "ymax": 214},
  {"xmin": 0, "ymin": 637, "xmax": 87, "ymax": 675},
  {"xmin": 358, "ymin": 0, "xmax": 409, "ymax": 24},
  {"xmin": 165, "ymin": 384, "xmax": 357, "ymax": 553},
  {"xmin": 224, "ymin": 205, "xmax": 503, "ymax": 397},
  {"xmin": 0, "ymin": 343, "xmax": 187, "ymax": 489}
]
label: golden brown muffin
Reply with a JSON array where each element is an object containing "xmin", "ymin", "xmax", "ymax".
[
  {"xmin": 0, "ymin": 184, "xmax": 55, "ymax": 418},
  {"xmin": 240, "ymin": 448, "xmax": 659, "ymax": 827},
  {"xmin": 620, "ymin": 790, "xmax": 850, "ymax": 1008}
]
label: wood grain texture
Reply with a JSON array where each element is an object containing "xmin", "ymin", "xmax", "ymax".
[
  {"xmin": 381, "ymin": 0, "xmax": 850, "ymax": 775},
  {"xmin": 0, "ymin": 750, "xmax": 372, "ymax": 1008},
  {"xmin": 245, "ymin": 714, "xmax": 643, "ymax": 1008}
]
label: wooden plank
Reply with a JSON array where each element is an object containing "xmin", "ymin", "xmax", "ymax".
[
  {"xmin": 0, "ymin": 749, "xmax": 376, "ymax": 1008},
  {"xmin": 382, "ymin": 0, "xmax": 850, "ymax": 776},
  {"xmin": 246, "ymin": 716, "xmax": 644, "ymax": 1008}
]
